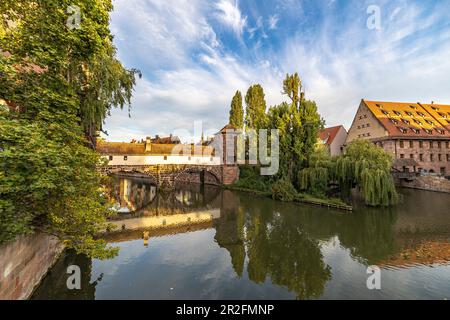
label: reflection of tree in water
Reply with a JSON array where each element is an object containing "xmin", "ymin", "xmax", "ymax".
[
  {"xmin": 31, "ymin": 250, "xmax": 99, "ymax": 300},
  {"xmin": 215, "ymin": 195, "xmax": 332, "ymax": 300},
  {"xmin": 214, "ymin": 191, "xmax": 245, "ymax": 277}
]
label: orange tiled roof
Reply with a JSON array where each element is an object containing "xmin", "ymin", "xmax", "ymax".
[
  {"xmin": 363, "ymin": 100, "xmax": 450, "ymax": 139},
  {"xmin": 96, "ymin": 140, "xmax": 215, "ymax": 156},
  {"xmin": 318, "ymin": 125, "xmax": 345, "ymax": 146}
]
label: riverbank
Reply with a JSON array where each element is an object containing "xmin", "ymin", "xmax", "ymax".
[{"xmin": 224, "ymin": 185, "xmax": 353, "ymax": 211}]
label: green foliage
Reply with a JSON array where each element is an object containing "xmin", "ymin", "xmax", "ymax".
[
  {"xmin": 229, "ymin": 90, "xmax": 244, "ymax": 129},
  {"xmin": 245, "ymin": 84, "xmax": 268, "ymax": 130},
  {"xmin": 299, "ymin": 140, "xmax": 398, "ymax": 207},
  {"xmin": 268, "ymin": 74, "xmax": 324, "ymax": 184},
  {"xmin": 271, "ymin": 178, "xmax": 298, "ymax": 202},
  {"xmin": 0, "ymin": 0, "xmax": 137, "ymax": 258},
  {"xmin": 233, "ymin": 166, "xmax": 272, "ymax": 192}
]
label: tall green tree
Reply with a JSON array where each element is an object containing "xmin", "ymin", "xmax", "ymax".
[
  {"xmin": 229, "ymin": 90, "xmax": 244, "ymax": 129},
  {"xmin": 0, "ymin": 0, "xmax": 139, "ymax": 258},
  {"xmin": 269, "ymin": 73, "xmax": 323, "ymax": 184},
  {"xmin": 245, "ymin": 84, "xmax": 268, "ymax": 130}
]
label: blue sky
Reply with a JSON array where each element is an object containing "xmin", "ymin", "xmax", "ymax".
[{"xmin": 103, "ymin": 0, "xmax": 450, "ymax": 142}]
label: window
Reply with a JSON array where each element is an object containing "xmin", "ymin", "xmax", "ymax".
[
  {"xmin": 430, "ymin": 154, "xmax": 434, "ymax": 162},
  {"xmin": 109, "ymin": 155, "xmax": 113, "ymax": 161},
  {"xmin": 438, "ymin": 141, "xmax": 442, "ymax": 149},
  {"xmin": 397, "ymin": 127, "xmax": 408, "ymax": 134},
  {"xmin": 382, "ymin": 110, "xmax": 389, "ymax": 116},
  {"xmin": 394, "ymin": 111, "xmax": 402, "ymax": 116},
  {"xmin": 400, "ymin": 140, "xmax": 404, "ymax": 148},
  {"xmin": 414, "ymin": 119, "xmax": 422, "ymax": 125},
  {"xmin": 390, "ymin": 119, "xmax": 398, "ymax": 125},
  {"xmin": 402, "ymin": 119, "xmax": 410, "ymax": 125},
  {"xmin": 447, "ymin": 142, "xmax": 450, "ymax": 149},
  {"xmin": 210, "ymin": 157, "xmax": 214, "ymax": 162},
  {"xmin": 419, "ymin": 141, "xmax": 423, "ymax": 148},
  {"xmin": 362, "ymin": 124, "xmax": 365, "ymax": 128},
  {"xmin": 409, "ymin": 140, "xmax": 414, "ymax": 148},
  {"xmin": 417, "ymin": 112, "xmax": 425, "ymax": 117},
  {"xmin": 367, "ymin": 123, "xmax": 370, "ymax": 127},
  {"xmin": 425, "ymin": 129, "xmax": 433, "ymax": 135},
  {"xmin": 419, "ymin": 154, "xmax": 424, "ymax": 161},
  {"xmin": 411, "ymin": 128, "xmax": 420, "ymax": 134},
  {"xmin": 438, "ymin": 154, "xmax": 442, "ymax": 161},
  {"xmin": 123, "ymin": 156, "xmax": 128, "ymax": 161},
  {"xmin": 188, "ymin": 156, "xmax": 192, "ymax": 161},
  {"xmin": 425, "ymin": 120, "xmax": 434, "ymax": 125},
  {"xmin": 447, "ymin": 154, "xmax": 450, "ymax": 162},
  {"xmin": 410, "ymin": 154, "xmax": 414, "ymax": 159},
  {"xmin": 400, "ymin": 154, "xmax": 405, "ymax": 159},
  {"xmin": 405, "ymin": 111, "xmax": 413, "ymax": 117},
  {"xmin": 436, "ymin": 129, "xmax": 445, "ymax": 135},
  {"xmin": 357, "ymin": 125, "xmax": 361, "ymax": 129},
  {"xmin": 164, "ymin": 155, "xmax": 168, "ymax": 160},
  {"xmin": 410, "ymin": 105, "xmax": 416, "ymax": 110},
  {"xmin": 364, "ymin": 114, "xmax": 367, "ymax": 118},
  {"xmin": 430, "ymin": 141, "xmax": 434, "ymax": 148}
]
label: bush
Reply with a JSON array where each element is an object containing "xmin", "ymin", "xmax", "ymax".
[{"xmin": 271, "ymin": 178, "xmax": 298, "ymax": 202}]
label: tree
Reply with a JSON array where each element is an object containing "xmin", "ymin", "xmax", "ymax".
[
  {"xmin": 268, "ymin": 73, "xmax": 323, "ymax": 185},
  {"xmin": 299, "ymin": 140, "xmax": 398, "ymax": 206},
  {"xmin": 229, "ymin": 90, "xmax": 244, "ymax": 129},
  {"xmin": 0, "ymin": 0, "xmax": 139, "ymax": 258},
  {"xmin": 245, "ymin": 84, "xmax": 268, "ymax": 130}
]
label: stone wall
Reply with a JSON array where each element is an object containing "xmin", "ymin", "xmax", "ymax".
[
  {"xmin": 396, "ymin": 175, "xmax": 450, "ymax": 193},
  {"xmin": 0, "ymin": 232, "xmax": 63, "ymax": 300}
]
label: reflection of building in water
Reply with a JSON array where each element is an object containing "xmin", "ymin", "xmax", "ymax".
[
  {"xmin": 379, "ymin": 240, "xmax": 450, "ymax": 268},
  {"xmin": 112, "ymin": 176, "xmax": 157, "ymax": 212}
]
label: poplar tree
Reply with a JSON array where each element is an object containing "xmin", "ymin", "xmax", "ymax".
[
  {"xmin": 229, "ymin": 90, "xmax": 244, "ymax": 129},
  {"xmin": 245, "ymin": 84, "xmax": 268, "ymax": 130}
]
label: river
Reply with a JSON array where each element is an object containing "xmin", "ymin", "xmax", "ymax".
[{"xmin": 32, "ymin": 175, "xmax": 450, "ymax": 299}]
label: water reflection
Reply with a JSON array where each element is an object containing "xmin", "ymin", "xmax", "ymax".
[{"xmin": 32, "ymin": 177, "xmax": 450, "ymax": 300}]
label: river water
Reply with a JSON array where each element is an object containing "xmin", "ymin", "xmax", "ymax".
[{"xmin": 32, "ymin": 175, "xmax": 450, "ymax": 299}]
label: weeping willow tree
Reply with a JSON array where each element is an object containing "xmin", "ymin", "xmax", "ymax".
[{"xmin": 299, "ymin": 140, "xmax": 398, "ymax": 206}]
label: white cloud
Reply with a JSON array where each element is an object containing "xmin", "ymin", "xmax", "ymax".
[
  {"xmin": 214, "ymin": 0, "xmax": 247, "ymax": 36},
  {"xmin": 104, "ymin": 0, "xmax": 450, "ymax": 141}
]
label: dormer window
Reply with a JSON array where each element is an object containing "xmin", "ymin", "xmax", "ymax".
[
  {"xmin": 417, "ymin": 112, "xmax": 425, "ymax": 117},
  {"xmin": 382, "ymin": 110, "xmax": 389, "ymax": 116},
  {"xmin": 425, "ymin": 129, "xmax": 433, "ymax": 135},
  {"xmin": 436, "ymin": 129, "xmax": 445, "ymax": 135},
  {"xmin": 394, "ymin": 111, "xmax": 402, "ymax": 116},
  {"xmin": 390, "ymin": 119, "xmax": 398, "ymax": 125},
  {"xmin": 410, "ymin": 105, "xmax": 416, "ymax": 110},
  {"xmin": 425, "ymin": 120, "xmax": 434, "ymax": 125},
  {"xmin": 438, "ymin": 112, "xmax": 448, "ymax": 118},
  {"xmin": 405, "ymin": 111, "xmax": 413, "ymax": 117},
  {"xmin": 397, "ymin": 127, "xmax": 408, "ymax": 134},
  {"xmin": 414, "ymin": 119, "xmax": 422, "ymax": 125},
  {"xmin": 411, "ymin": 128, "xmax": 420, "ymax": 134},
  {"xmin": 402, "ymin": 119, "xmax": 410, "ymax": 125}
]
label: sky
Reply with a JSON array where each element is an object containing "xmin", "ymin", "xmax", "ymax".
[{"xmin": 103, "ymin": 0, "xmax": 450, "ymax": 142}]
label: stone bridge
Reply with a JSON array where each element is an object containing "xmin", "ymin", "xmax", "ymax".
[{"xmin": 102, "ymin": 164, "xmax": 239, "ymax": 189}]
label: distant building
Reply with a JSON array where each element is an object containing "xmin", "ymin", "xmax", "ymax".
[
  {"xmin": 346, "ymin": 100, "xmax": 450, "ymax": 175},
  {"xmin": 151, "ymin": 134, "xmax": 181, "ymax": 144},
  {"xmin": 318, "ymin": 125, "xmax": 347, "ymax": 156}
]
